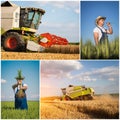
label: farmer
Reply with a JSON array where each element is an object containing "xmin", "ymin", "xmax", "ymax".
[
  {"xmin": 93, "ymin": 16, "xmax": 113, "ymax": 45},
  {"xmin": 12, "ymin": 70, "xmax": 28, "ymax": 110}
]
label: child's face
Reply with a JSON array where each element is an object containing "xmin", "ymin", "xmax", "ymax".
[{"xmin": 17, "ymin": 80, "xmax": 22, "ymax": 85}]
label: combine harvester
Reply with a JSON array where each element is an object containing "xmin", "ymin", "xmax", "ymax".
[
  {"xmin": 61, "ymin": 85, "xmax": 94, "ymax": 100},
  {"xmin": 1, "ymin": 1, "xmax": 68, "ymax": 52}
]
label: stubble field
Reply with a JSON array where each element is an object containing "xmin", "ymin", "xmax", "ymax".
[
  {"xmin": 1, "ymin": 45, "xmax": 80, "ymax": 60},
  {"xmin": 1, "ymin": 52, "xmax": 79, "ymax": 60},
  {"xmin": 40, "ymin": 95, "xmax": 119, "ymax": 119}
]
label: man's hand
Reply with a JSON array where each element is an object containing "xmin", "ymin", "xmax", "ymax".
[
  {"xmin": 106, "ymin": 22, "xmax": 113, "ymax": 34},
  {"xmin": 106, "ymin": 22, "xmax": 111, "ymax": 27}
]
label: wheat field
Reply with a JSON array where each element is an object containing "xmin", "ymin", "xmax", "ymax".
[
  {"xmin": 1, "ymin": 101, "xmax": 39, "ymax": 119},
  {"xmin": 81, "ymin": 38, "xmax": 119, "ymax": 59},
  {"xmin": 40, "ymin": 95, "xmax": 119, "ymax": 119}
]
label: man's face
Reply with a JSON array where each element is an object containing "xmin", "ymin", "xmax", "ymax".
[
  {"xmin": 98, "ymin": 19, "xmax": 105, "ymax": 26},
  {"xmin": 17, "ymin": 80, "xmax": 22, "ymax": 85}
]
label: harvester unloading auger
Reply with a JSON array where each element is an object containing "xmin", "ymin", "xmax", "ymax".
[
  {"xmin": 61, "ymin": 85, "xmax": 94, "ymax": 100},
  {"xmin": 1, "ymin": 1, "xmax": 68, "ymax": 52}
]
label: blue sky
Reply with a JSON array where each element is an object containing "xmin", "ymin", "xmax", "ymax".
[
  {"xmin": 41, "ymin": 60, "xmax": 119, "ymax": 97},
  {"xmin": 1, "ymin": 61, "xmax": 39, "ymax": 101},
  {"xmin": 7, "ymin": 1, "xmax": 79, "ymax": 43},
  {"xmin": 81, "ymin": 1, "xmax": 119, "ymax": 44}
]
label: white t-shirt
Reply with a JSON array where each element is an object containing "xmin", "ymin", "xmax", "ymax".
[
  {"xmin": 17, "ymin": 83, "xmax": 28, "ymax": 90},
  {"xmin": 93, "ymin": 26, "xmax": 106, "ymax": 41}
]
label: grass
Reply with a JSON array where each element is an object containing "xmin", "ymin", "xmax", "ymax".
[
  {"xmin": 81, "ymin": 38, "xmax": 119, "ymax": 59},
  {"xmin": 40, "ymin": 95, "xmax": 119, "ymax": 119},
  {"xmin": 1, "ymin": 101, "xmax": 39, "ymax": 119}
]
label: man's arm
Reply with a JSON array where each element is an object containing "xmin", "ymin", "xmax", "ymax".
[
  {"xmin": 94, "ymin": 32, "xmax": 99, "ymax": 45},
  {"xmin": 20, "ymin": 86, "xmax": 28, "ymax": 90},
  {"xmin": 20, "ymin": 84, "xmax": 28, "ymax": 90},
  {"xmin": 12, "ymin": 83, "xmax": 18, "ymax": 89}
]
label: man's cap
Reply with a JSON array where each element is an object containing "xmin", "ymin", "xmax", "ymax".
[
  {"xmin": 15, "ymin": 70, "xmax": 25, "ymax": 80},
  {"xmin": 96, "ymin": 16, "xmax": 106, "ymax": 25}
]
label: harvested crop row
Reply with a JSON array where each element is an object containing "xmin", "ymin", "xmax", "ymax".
[{"xmin": 44, "ymin": 45, "xmax": 79, "ymax": 54}]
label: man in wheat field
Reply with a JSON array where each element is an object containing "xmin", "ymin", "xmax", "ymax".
[
  {"xmin": 12, "ymin": 70, "xmax": 28, "ymax": 110},
  {"xmin": 93, "ymin": 16, "xmax": 113, "ymax": 45}
]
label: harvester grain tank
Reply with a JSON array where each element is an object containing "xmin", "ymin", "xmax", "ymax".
[{"xmin": 61, "ymin": 85, "xmax": 94, "ymax": 100}]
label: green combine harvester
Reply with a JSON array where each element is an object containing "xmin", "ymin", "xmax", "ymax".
[
  {"xmin": 1, "ymin": 1, "xmax": 45, "ymax": 51},
  {"xmin": 1, "ymin": 1, "xmax": 69, "ymax": 52},
  {"xmin": 61, "ymin": 85, "xmax": 94, "ymax": 100}
]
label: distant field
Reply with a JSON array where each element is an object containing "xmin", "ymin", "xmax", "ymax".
[
  {"xmin": 1, "ymin": 101, "xmax": 39, "ymax": 119},
  {"xmin": 40, "ymin": 95, "xmax": 119, "ymax": 119}
]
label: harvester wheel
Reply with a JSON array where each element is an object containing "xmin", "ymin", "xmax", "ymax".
[{"xmin": 2, "ymin": 32, "xmax": 26, "ymax": 51}]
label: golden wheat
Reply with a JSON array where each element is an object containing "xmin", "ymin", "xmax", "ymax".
[
  {"xmin": 40, "ymin": 95, "xmax": 119, "ymax": 119},
  {"xmin": 45, "ymin": 45, "xmax": 79, "ymax": 54}
]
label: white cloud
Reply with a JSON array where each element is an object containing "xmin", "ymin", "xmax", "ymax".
[
  {"xmin": 36, "ymin": 1, "xmax": 79, "ymax": 14},
  {"xmin": 108, "ymin": 78, "xmax": 115, "ymax": 81},
  {"xmin": 41, "ymin": 61, "xmax": 118, "ymax": 83},
  {"xmin": 83, "ymin": 76, "xmax": 96, "ymax": 82},
  {"xmin": 74, "ymin": 8, "xmax": 80, "ymax": 14},
  {"xmin": 72, "ymin": 74, "xmax": 97, "ymax": 82},
  {"xmin": 92, "ymin": 66, "xmax": 118, "ymax": 75},
  {"xmin": 41, "ymin": 61, "xmax": 83, "ymax": 80},
  {"xmin": 91, "ymin": 66, "xmax": 118, "ymax": 81},
  {"xmin": 41, "ymin": 61, "xmax": 82, "ymax": 72},
  {"xmin": 66, "ymin": 73, "xmax": 73, "ymax": 79},
  {"xmin": 72, "ymin": 66, "xmax": 118, "ymax": 82},
  {"xmin": 1, "ymin": 79, "xmax": 7, "ymax": 84}
]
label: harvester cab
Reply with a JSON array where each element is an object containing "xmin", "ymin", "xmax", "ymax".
[
  {"xmin": 1, "ymin": 1, "xmax": 45, "ymax": 33},
  {"xmin": 61, "ymin": 85, "xmax": 94, "ymax": 101},
  {"xmin": 20, "ymin": 7, "xmax": 45, "ymax": 30}
]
